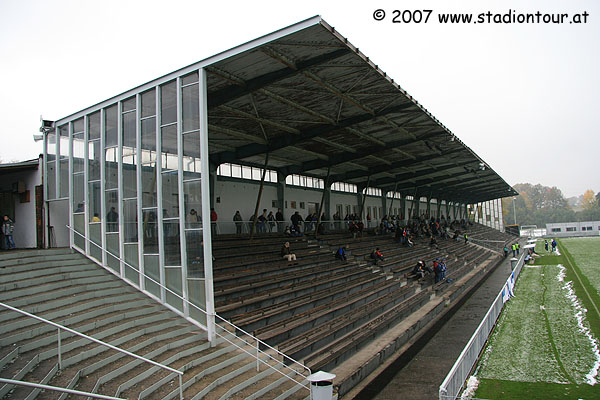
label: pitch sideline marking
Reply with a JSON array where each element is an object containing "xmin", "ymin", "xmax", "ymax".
[{"xmin": 560, "ymin": 242, "xmax": 600, "ymax": 321}]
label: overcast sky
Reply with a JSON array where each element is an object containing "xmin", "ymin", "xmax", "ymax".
[{"xmin": 0, "ymin": 0, "xmax": 598, "ymax": 198}]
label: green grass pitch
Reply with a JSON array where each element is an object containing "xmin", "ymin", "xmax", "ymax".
[{"xmin": 472, "ymin": 237, "xmax": 600, "ymax": 399}]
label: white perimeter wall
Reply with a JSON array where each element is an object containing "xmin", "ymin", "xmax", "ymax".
[{"xmin": 214, "ymin": 178, "xmax": 465, "ymax": 225}]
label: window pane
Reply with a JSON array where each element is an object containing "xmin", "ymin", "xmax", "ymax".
[
  {"xmin": 88, "ymin": 111, "xmax": 101, "ymax": 140},
  {"xmin": 183, "ymin": 132, "xmax": 200, "ymax": 158},
  {"xmin": 122, "ymin": 96, "xmax": 136, "ymax": 112},
  {"xmin": 166, "ymin": 267, "xmax": 183, "ymax": 310},
  {"xmin": 142, "ymin": 209, "xmax": 158, "ymax": 253},
  {"xmin": 164, "ymin": 221, "xmax": 181, "ymax": 266},
  {"xmin": 122, "ymin": 111, "xmax": 136, "ymax": 148},
  {"xmin": 88, "ymin": 141, "xmax": 101, "ymax": 181},
  {"xmin": 105, "ymin": 105, "xmax": 118, "ymax": 147},
  {"xmin": 231, "ymin": 164, "xmax": 241, "ymax": 178},
  {"xmin": 186, "ymin": 230, "xmax": 203, "ymax": 277},
  {"xmin": 141, "ymin": 89, "xmax": 156, "ymax": 118},
  {"xmin": 162, "ymin": 171, "xmax": 179, "ymax": 218},
  {"xmin": 182, "ymin": 83, "xmax": 199, "ymax": 132},
  {"xmin": 123, "ymin": 164, "xmax": 137, "ymax": 199},
  {"xmin": 73, "ymin": 118, "xmax": 84, "ymax": 134},
  {"xmin": 88, "ymin": 181, "xmax": 101, "ymax": 222},
  {"xmin": 242, "ymin": 166, "xmax": 251, "ymax": 180},
  {"xmin": 59, "ymin": 158, "xmax": 69, "ymax": 198},
  {"xmin": 160, "ymin": 81, "xmax": 177, "ymax": 125},
  {"xmin": 73, "ymin": 173, "xmax": 84, "ymax": 211},
  {"xmin": 161, "ymin": 124, "xmax": 177, "ymax": 155},
  {"xmin": 105, "ymin": 190, "xmax": 119, "ymax": 232},
  {"xmin": 181, "ymin": 71, "xmax": 198, "ymax": 86},
  {"xmin": 141, "ymin": 117, "xmax": 156, "ymax": 152},
  {"xmin": 123, "ymin": 199, "xmax": 138, "ymax": 243},
  {"xmin": 73, "ymin": 133, "xmax": 85, "ymax": 173},
  {"xmin": 184, "ymin": 180, "xmax": 201, "ymax": 229},
  {"xmin": 142, "ymin": 165, "xmax": 157, "ymax": 207},
  {"xmin": 46, "ymin": 133, "xmax": 57, "ymax": 162},
  {"xmin": 144, "ymin": 254, "xmax": 160, "ymax": 297},
  {"xmin": 105, "ymin": 148, "xmax": 118, "ymax": 190},
  {"xmin": 46, "ymin": 161, "xmax": 56, "ymax": 199}
]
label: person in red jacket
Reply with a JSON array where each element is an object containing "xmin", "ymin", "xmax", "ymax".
[{"xmin": 210, "ymin": 208, "xmax": 218, "ymax": 235}]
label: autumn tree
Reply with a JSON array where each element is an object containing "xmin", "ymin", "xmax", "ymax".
[{"xmin": 581, "ymin": 189, "xmax": 598, "ymax": 210}]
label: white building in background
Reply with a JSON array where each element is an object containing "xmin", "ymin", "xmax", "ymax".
[
  {"xmin": 546, "ymin": 221, "xmax": 600, "ymax": 238},
  {"xmin": 0, "ymin": 158, "xmax": 43, "ymax": 249}
]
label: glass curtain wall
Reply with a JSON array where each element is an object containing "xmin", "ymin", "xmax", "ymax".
[{"xmin": 45, "ymin": 69, "xmax": 209, "ymax": 328}]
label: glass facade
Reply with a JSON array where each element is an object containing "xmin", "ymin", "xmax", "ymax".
[{"xmin": 44, "ymin": 70, "xmax": 210, "ymax": 329}]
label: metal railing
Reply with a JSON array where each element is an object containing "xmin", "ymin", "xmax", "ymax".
[
  {"xmin": 66, "ymin": 225, "xmax": 312, "ymax": 392},
  {"xmin": 438, "ymin": 252, "xmax": 525, "ymax": 400},
  {"xmin": 0, "ymin": 377, "xmax": 125, "ymax": 400},
  {"xmin": 0, "ymin": 301, "xmax": 184, "ymax": 399}
]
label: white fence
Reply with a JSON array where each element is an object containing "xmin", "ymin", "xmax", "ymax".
[{"xmin": 438, "ymin": 253, "xmax": 525, "ymax": 400}]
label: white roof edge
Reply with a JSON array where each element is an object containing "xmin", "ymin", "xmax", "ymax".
[{"xmin": 54, "ymin": 15, "xmax": 323, "ymax": 125}]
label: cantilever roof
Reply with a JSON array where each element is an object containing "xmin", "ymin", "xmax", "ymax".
[
  {"xmin": 57, "ymin": 16, "xmax": 517, "ymax": 203},
  {"xmin": 203, "ymin": 16, "xmax": 516, "ymax": 203}
]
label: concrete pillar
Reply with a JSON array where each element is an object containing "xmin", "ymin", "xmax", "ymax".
[
  {"xmin": 277, "ymin": 172, "xmax": 286, "ymax": 216},
  {"xmin": 209, "ymin": 161, "xmax": 218, "ymax": 209},
  {"xmin": 401, "ymin": 195, "xmax": 406, "ymax": 221}
]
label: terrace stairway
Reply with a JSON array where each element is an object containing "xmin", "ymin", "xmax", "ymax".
[{"xmin": 0, "ymin": 248, "xmax": 309, "ymax": 400}]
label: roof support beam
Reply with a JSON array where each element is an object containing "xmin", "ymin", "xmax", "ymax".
[
  {"xmin": 207, "ymin": 48, "xmax": 351, "ymax": 108},
  {"xmin": 280, "ymin": 130, "xmax": 442, "ymax": 177},
  {"xmin": 211, "ymin": 103, "xmax": 413, "ymax": 165},
  {"xmin": 331, "ymin": 147, "xmax": 464, "ymax": 183},
  {"xmin": 370, "ymin": 160, "xmax": 477, "ymax": 188}
]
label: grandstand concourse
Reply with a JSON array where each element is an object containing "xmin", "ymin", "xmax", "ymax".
[{"xmin": 38, "ymin": 15, "xmax": 519, "ymax": 398}]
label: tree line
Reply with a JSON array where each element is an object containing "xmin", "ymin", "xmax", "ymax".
[{"xmin": 501, "ymin": 184, "xmax": 600, "ymax": 227}]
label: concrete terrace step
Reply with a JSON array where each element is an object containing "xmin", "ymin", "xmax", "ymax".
[
  {"xmin": 0, "ymin": 247, "xmax": 72, "ymax": 263},
  {"xmin": 0, "ymin": 248, "xmax": 310, "ymax": 400},
  {"xmin": 0, "ymin": 268, "xmax": 108, "ymax": 292},
  {"xmin": 0, "ymin": 260, "xmax": 98, "ymax": 283}
]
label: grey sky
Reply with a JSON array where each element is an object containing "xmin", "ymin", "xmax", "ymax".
[{"xmin": 0, "ymin": 0, "xmax": 598, "ymax": 198}]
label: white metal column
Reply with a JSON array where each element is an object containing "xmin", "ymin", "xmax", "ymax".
[
  {"xmin": 176, "ymin": 76, "xmax": 190, "ymax": 317},
  {"xmin": 136, "ymin": 94, "xmax": 145, "ymax": 290},
  {"xmin": 199, "ymin": 68, "xmax": 215, "ymax": 342},
  {"xmin": 156, "ymin": 87, "xmax": 166, "ymax": 302},
  {"xmin": 117, "ymin": 102, "xmax": 124, "ymax": 276},
  {"xmin": 68, "ymin": 122, "xmax": 74, "ymax": 248}
]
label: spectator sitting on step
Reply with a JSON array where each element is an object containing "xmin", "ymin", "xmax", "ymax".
[
  {"xmin": 335, "ymin": 246, "xmax": 347, "ymax": 262},
  {"xmin": 370, "ymin": 247, "xmax": 384, "ymax": 265},
  {"xmin": 285, "ymin": 225, "xmax": 302, "ymax": 237},
  {"xmin": 412, "ymin": 260, "xmax": 427, "ymax": 280},
  {"xmin": 281, "ymin": 241, "xmax": 297, "ymax": 262}
]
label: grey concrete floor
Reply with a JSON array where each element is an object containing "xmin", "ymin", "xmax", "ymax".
[{"xmin": 354, "ymin": 254, "xmax": 516, "ymax": 400}]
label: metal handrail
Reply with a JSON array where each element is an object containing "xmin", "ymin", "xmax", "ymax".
[
  {"xmin": 0, "ymin": 301, "xmax": 184, "ymax": 399},
  {"xmin": 66, "ymin": 225, "xmax": 312, "ymax": 391},
  {"xmin": 0, "ymin": 377, "xmax": 125, "ymax": 400}
]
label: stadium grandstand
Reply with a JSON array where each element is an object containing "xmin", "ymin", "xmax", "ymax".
[{"xmin": 1, "ymin": 16, "xmax": 519, "ymax": 399}]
